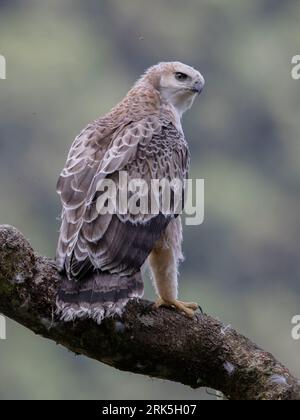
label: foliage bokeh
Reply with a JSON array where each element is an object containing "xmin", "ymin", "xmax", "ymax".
[{"xmin": 0, "ymin": 0, "xmax": 300, "ymax": 399}]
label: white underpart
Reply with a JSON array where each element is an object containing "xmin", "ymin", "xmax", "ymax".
[
  {"xmin": 169, "ymin": 103, "xmax": 184, "ymax": 133},
  {"xmin": 161, "ymin": 88, "xmax": 197, "ymax": 123}
]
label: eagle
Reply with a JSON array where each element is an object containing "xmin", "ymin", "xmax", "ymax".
[{"xmin": 56, "ymin": 62, "xmax": 205, "ymax": 323}]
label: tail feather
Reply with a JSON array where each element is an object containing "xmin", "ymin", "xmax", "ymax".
[{"xmin": 57, "ymin": 271, "xmax": 143, "ymax": 324}]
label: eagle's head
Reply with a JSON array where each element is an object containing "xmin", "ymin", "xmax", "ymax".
[{"xmin": 142, "ymin": 61, "xmax": 205, "ymax": 116}]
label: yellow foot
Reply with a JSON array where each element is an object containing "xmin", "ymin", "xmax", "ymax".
[{"xmin": 154, "ymin": 298, "xmax": 199, "ymax": 317}]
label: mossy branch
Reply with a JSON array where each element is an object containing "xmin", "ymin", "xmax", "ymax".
[{"xmin": 0, "ymin": 224, "xmax": 299, "ymax": 400}]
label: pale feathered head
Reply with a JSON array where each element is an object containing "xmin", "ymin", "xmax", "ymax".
[{"xmin": 139, "ymin": 61, "xmax": 205, "ymax": 115}]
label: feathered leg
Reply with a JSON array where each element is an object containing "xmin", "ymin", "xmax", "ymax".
[{"xmin": 148, "ymin": 218, "xmax": 198, "ymax": 317}]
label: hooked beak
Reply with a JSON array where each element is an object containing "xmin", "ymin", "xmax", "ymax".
[{"xmin": 191, "ymin": 77, "xmax": 205, "ymax": 94}]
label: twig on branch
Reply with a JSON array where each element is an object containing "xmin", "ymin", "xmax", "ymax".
[{"xmin": 0, "ymin": 224, "xmax": 299, "ymax": 400}]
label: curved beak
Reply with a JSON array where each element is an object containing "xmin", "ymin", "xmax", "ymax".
[{"xmin": 192, "ymin": 77, "xmax": 205, "ymax": 94}]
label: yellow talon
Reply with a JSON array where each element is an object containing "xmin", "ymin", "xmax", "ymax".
[{"xmin": 154, "ymin": 298, "xmax": 198, "ymax": 317}]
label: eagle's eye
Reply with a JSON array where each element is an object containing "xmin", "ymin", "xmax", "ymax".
[{"xmin": 175, "ymin": 72, "xmax": 188, "ymax": 82}]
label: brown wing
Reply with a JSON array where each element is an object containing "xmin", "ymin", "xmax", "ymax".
[{"xmin": 56, "ymin": 117, "xmax": 186, "ymax": 281}]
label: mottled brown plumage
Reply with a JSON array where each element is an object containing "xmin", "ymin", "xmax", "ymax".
[{"xmin": 56, "ymin": 62, "xmax": 204, "ymax": 323}]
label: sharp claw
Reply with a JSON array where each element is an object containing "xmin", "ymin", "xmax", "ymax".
[{"xmin": 198, "ymin": 305, "xmax": 204, "ymax": 314}]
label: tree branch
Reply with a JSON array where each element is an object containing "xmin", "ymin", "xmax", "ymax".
[{"xmin": 0, "ymin": 224, "xmax": 299, "ymax": 400}]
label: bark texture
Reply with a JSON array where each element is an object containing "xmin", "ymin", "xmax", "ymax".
[{"xmin": 0, "ymin": 224, "xmax": 299, "ymax": 400}]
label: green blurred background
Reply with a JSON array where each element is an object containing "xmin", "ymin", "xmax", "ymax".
[{"xmin": 1, "ymin": 0, "xmax": 300, "ymax": 400}]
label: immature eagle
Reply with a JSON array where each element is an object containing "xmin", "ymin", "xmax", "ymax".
[{"xmin": 56, "ymin": 62, "xmax": 205, "ymax": 323}]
